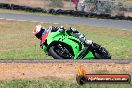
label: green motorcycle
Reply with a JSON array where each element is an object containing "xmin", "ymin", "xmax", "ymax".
[{"xmin": 41, "ymin": 30, "xmax": 111, "ymax": 59}]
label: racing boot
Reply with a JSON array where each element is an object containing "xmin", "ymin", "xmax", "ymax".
[
  {"xmin": 66, "ymin": 27, "xmax": 79, "ymax": 34},
  {"xmin": 85, "ymin": 40, "xmax": 93, "ymax": 46},
  {"xmin": 78, "ymin": 34, "xmax": 93, "ymax": 45}
]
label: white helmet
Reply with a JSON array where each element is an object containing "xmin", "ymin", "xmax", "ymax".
[
  {"xmin": 33, "ymin": 25, "xmax": 46, "ymax": 39},
  {"xmin": 33, "ymin": 25, "xmax": 42, "ymax": 35}
]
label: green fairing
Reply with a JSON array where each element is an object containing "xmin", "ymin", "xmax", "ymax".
[{"xmin": 42, "ymin": 31, "xmax": 94, "ymax": 59}]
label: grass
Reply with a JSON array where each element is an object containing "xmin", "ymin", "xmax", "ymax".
[
  {"xmin": 0, "ymin": 9, "xmax": 72, "ymax": 18},
  {"xmin": 123, "ymin": 0, "xmax": 132, "ymax": 2},
  {"xmin": 0, "ymin": 19, "xmax": 50, "ymax": 59},
  {"xmin": 0, "ymin": 9, "xmax": 54, "ymax": 16},
  {"xmin": 0, "ymin": 19, "xmax": 132, "ymax": 59},
  {"xmin": 0, "ymin": 79, "xmax": 132, "ymax": 88}
]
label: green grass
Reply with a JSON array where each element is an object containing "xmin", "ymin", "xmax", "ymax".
[
  {"xmin": 0, "ymin": 79, "xmax": 132, "ymax": 88},
  {"xmin": 0, "ymin": 8, "xmax": 53, "ymax": 16},
  {"xmin": 0, "ymin": 9, "xmax": 71, "ymax": 17},
  {"xmin": 0, "ymin": 19, "xmax": 132, "ymax": 59},
  {"xmin": 123, "ymin": 0, "xmax": 132, "ymax": 2}
]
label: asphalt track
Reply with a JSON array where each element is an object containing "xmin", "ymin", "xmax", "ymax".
[{"xmin": 0, "ymin": 13, "xmax": 132, "ymax": 30}]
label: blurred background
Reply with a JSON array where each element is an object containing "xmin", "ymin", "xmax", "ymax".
[{"xmin": 0, "ymin": 0, "xmax": 131, "ymax": 17}]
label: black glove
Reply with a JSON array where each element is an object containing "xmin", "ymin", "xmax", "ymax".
[
  {"xmin": 50, "ymin": 26, "xmax": 65, "ymax": 32},
  {"xmin": 58, "ymin": 26, "xmax": 65, "ymax": 32},
  {"xmin": 49, "ymin": 26, "xmax": 58, "ymax": 32}
]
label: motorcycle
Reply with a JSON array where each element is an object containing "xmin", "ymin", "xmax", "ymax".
[{"xmin": 41, "ymin": 29, "xmax": 111, "ymax": 59}]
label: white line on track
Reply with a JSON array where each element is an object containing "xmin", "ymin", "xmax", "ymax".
[
  {"xmin": 0, "ymin": 17, "xmax": 60, "ymax": 24},
  {"xmin": 0, "ymin": 17, "xmax": 130, "ymax": 30}
]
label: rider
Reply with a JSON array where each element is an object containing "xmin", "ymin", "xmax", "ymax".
[{"xmin": 33, "ymin": 25, "xmax": 93, "ymax": 47}]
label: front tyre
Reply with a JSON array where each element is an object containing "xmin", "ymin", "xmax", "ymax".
[
  {"xmin": 92, "ymin": 43, "xmax": 111, "ymax": 59},
  {"xmin": 48, "ymin": 44, "xmax": 74, "ymax": 59}
]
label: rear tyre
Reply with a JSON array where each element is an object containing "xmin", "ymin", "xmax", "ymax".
[{"xmin": 48, "ymin": 44, "xmax": 74, "ymax": 59}]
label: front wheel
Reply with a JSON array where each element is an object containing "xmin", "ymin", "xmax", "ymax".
[
  {"xmin": 48, "ymin": 44, "xmax": 74, "ymax": 59},
  {"xmin": 92, "ymin": 43, "xmax": 111, "ymax": 59}
]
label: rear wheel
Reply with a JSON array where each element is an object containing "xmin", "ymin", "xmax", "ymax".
[{"xmin": 48, "ymin": 44, "xmax": 74, "ymax": 59}]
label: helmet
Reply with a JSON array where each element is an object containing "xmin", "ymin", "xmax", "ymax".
[{"xmin": 33, "ymin": 25, "xmax": 45, "ymax": 39}]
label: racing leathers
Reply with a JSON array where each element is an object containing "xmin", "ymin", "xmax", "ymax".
[{"xmin": 46, "ymin": 26, "xmax": 93, "ymax": 46}]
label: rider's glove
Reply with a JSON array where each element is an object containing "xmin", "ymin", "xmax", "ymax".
[
  {"xmin": 48, "ymin": 26, "xmax": 59, "ymax": 32},
  {"xmin": 48, "ymin": 26, "xmax": 53, "ymax": 32},
  {"xmin": 67, "ymin": 27, "xmax": 79, "ymax": 33},
  {"xmin": 58, "ymin": 26, "xmax": 65, "ymax": 32}
]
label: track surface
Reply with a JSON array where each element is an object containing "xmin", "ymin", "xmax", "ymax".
[
  {"xmin": 0, "ymin": 59, "xmax": 132, "ymax": 64},
  {"xmin": 0, "ymin": 13, "xmax": 132, "ymax": 30},
  {"xmin": 0, "ymin": 61, "xmax": 132, "ymax": 80}
]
